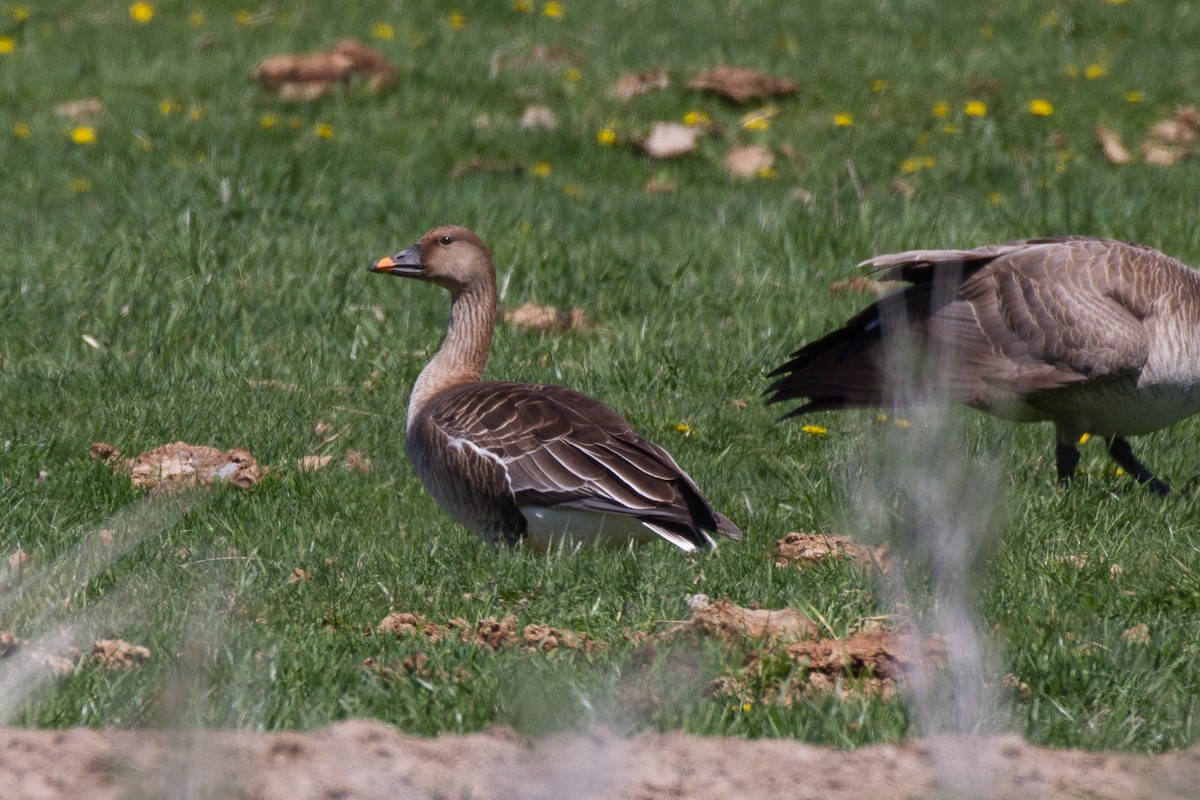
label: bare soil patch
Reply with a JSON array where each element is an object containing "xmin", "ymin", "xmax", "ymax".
[{"xmin": 0, "ymin": 720, "xmax": 1196, "ymax": 800}]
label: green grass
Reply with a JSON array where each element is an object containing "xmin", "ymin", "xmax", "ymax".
[{"xmin": 2, "ymin": 0, "xmax": 1200, "ymax": 753}]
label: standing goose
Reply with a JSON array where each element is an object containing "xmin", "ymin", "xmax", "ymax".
[
  {"xmin": 766, "ymin": 236, "xmax": 1200, "ymax": 495},
  {"xmin": 367, "ymin": 225, "xmax": 743, "ymax": 551}
]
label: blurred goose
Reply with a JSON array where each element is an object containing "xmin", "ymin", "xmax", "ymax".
[
  {"xmin": 368, "ymin": 225, "xmax": 743, "ymax": 551},
  {"xmin": 766, "ymin": 236, "xmax": 1200, "ymax": 495}
]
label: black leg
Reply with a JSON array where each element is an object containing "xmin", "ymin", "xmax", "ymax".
[
  {"xmin": 1055, "ymin": 440, "xmax": 1081, "ymax": 487},
  {"xmin": 1107, "ymin": 436, "xmax": 1170, "ymax": 496}
]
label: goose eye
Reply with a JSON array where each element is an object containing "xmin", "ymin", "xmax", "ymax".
[{"xmin": 438, "ymin": 236, "xmax": 453, "ymax": 246}]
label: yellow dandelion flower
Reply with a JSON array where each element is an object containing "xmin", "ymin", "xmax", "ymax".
[
  {"xmin": 542, "ymin": 1, "xmax": 564, "ymax": 19},
  {"xmin": 675, "ymin": 422, "xmax": 693, "ymax": 435},
  {"xmin": 447, "ymin": 10, "xmax": 466, "ymax": 30},
  {"xmin": 1115, "ymin": 467, "xmax": 1126, "ymax": 477},
  {"xmin": 188, "ymin": 10, "xmax": 206, "ymax": 26},
  {"xmin": 756, "ymin": 165, "xmax": 776, "ymax": 179},
  {"xmin": 0, "ymin": 36, "xmax": 14, "ymax": 54},
  {"xmin": 564, "ymin": 67, "xmax": 581, "ymax": 82},
  {"xmin": 158, "ymin": 98, "xmax": 179, "ymax": 115},
  {"xmin": 371, "ymin": 22, "xmax": 395, "ymax": 40},
  {"xmin": 833, "ymin": 112, "xmax": 853, "ymax": 127},
  {"xmin": 875, "ymin": 413, "xmax": 889, "ymax": 423},
  {"xmin": 1125, "ymin": 90, "xmax": 1144, "ymax": 103},
  {"xmin": 682, "ymin": 110, "xmax": 710, "ymax": 126},
  {"xmin": 1078, "ymin": 432, "xmax": 1091, "ymax": 445},
  {"xmin": 68, "ymin": 177, "xmax": 92, "ymax": 193},
  {"xmin": 742, "ymin": 702, "xmax": 753, "ymax": 712},
  {"xmin": 188, "ymin": 106, "xmax": 204, "ymax": 121},
  {"xmin": 920, "ymin": 156, "xmax": 935, "ymax": 169},
  {"xmin": 988, "ymin": 192, "xmax": 1002, "ymax": 205},
  {"xmin": 513, "ymin": 0, "xmax": 534, "ymax": 11},
  {"xmin": 12, "ymin": 122, "xmax": 31, "ymax": 138},
  {"xmin": 801, "ymin": 424, "xmax": 827, "ymax": 437},
  {"xmin": 742, "ymin": 117, "xmax": 769, "ymax": 132},
  {"xmin": 943, "ymin": 122, "xmax": 959, "ymax": 134},
  {"xmin": 1106, "ymin": 0, "xmax": 1126, "ymax": 5},
  {"xmin": 532, "ymin": 161, "xmax": 551, "ymax": 177},
  {"xmin": 980, "ymin": 24, "xmax": 994, "ymax": 39},
  {"xmin": 596, "ymin": 127, "xmax": 617, "ymax": 146},
  {"xmin": 871, "ymin": 79, "xmax": 887, "ymax": 93},
  {"xmin": 1028, "ymin": 98, "xmax": 1054, "ymax": 116},
  {"xmin": 70, "ymin": 126, "xmax": 96, "ymax": 145},
  {"xmin": 315, "ymin": 123, "xmax": 334, "ymax": 139},
  {"xmin": 259, "ymin": 113, "xmax": 278, "ymax": 130},
  {"xmin": 563, "ymin": 183, "xmax": 582, "ymax": 197},
  {"xmin": 964, "ymin": 100, "xmax": 987, "ymax": 117},
  {"xmin": 893, "ymin": 418, "xmax": 912, "ymax": 429},
  {"xmin": 901, "ymin": 158, "xmax": 920, "ymax": 174},
  {"xmin": 932, "ymin": 101, "xmax": 950, "ymax": 118},
  {"xmin": 129, "ymin": 2, "xmax": 153, "ymax": 23},
  {"xmin": 234, "ymin": 9, "xmax": 252, "ymax": 26},
  {"xmin": 1085, "ymin": 63, "xmax": 1107, "ymax": 80},
  {"xmin": 10, "ymin": 6, "xmax": 30, "ymax": 21}
]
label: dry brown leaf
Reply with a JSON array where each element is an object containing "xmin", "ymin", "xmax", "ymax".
[
  {"xmin": 90, "ymin": 639, "xmax": 150, "ymax": 670},
  {"xmin": 290, "ymin": 567, "xmax": 311, "ymax": 583},
  {"xmin": 1121, "ymin": 623, "xmax": 1150, "ymax": 645},
  {"xmin": 343, "ymin": 450, "xmax": 371, "ymax": 473},
  {"xmin": 640, "ymin": 122, "xmax": 701, "ymax": 159},
  {"xmin": 502, "ymin": 303, "xmax": 592, "ymax": 334},
  {"xmin": 491, "ymin": 43, "xmax": 585, "ymax": 73},
  {"xmin": 1095, "ymin": 126, "xmax": 1133, "ymax": 165},
  {"xmin": 687, "ymin": 65, "xmax": 798, "ymax": 103},
  {"xmin": 1147, "ymin": 118, "xmax": 1199, "ymax": 146},
  {"xmin": 54, "ymin": 98, "xmax": 104, "ymax": 122},
  {"xmin": 253, "ymin": 38, "xmax": 396, "ymax": 101},
  {"xmin": 724, "ymin": 145, "xmax": 774, "ymax": 178},
  {"xmin": 297, "ymin": 455, "xmax": 334, "ymax": 472},
  {"xmin": 1141, "ymin": 140, "xmax": 1189, "ymax": 167},
  {"xmin": 123, "ymin": 442, "xmax": 260, "ymax": 491},
  {"xmin": 519, "ymin": 104, "xmax": 558, "ymax": 131},
  {"xmin": 610, "ymin": 69, "xmax": 669, "ymax": 100}
]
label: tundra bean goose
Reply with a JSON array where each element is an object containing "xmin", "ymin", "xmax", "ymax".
[
  {"xmin": 766, "ymin": 237, "xmax": 1200, "ymax": 495},
  {"xmin": 368, "ymin": 225, "xmax": 742, "ymax": 551}
]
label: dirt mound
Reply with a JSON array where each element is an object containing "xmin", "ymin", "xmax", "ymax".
[
  {"xmin": 1, "ymin": 632, "xmax": 149, "ymax": 678},
  {"xmin": 772, "ymin": 532, "xmax": 891, "ymax": 571},
  {"xmin": 0, "ymin": 720, "xmax": 1195, "ymax": 800},
  {"xmin": 675, "ymin": 594, "xmax": 817, "ymax": 641},
  {"xmin": 376, "ymin": 612, "xmax": 595, "ymax": 653},
  {"xmin": 103, "ymin": 441, "xmax": 260, "ymax": 491}
]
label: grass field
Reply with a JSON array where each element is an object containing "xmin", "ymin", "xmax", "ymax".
[{"xmin": 2, "ymin": 0, "xmax": 1200, "ymax": 754}]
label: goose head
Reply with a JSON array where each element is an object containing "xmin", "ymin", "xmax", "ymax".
[{"xmin": 368, "ymin": 225, "xmax": 494, "ymax": 295}]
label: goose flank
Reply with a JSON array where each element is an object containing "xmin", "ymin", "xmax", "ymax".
[
  {"xmin": 368, "ymin": 225, "xmax": 743, "ymax": 551},
  {"xmin": 766, "ymin": 236, "xmax": 1200, "ymax": 495}
]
